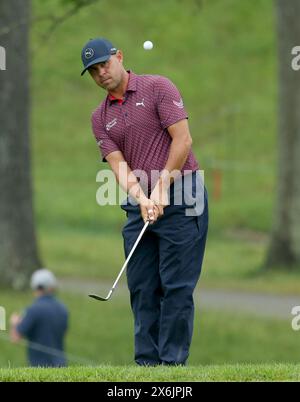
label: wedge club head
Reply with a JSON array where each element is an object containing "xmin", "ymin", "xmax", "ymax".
[
  {"xmin": 89, "ymin": 289, "xmax": 113, "ymax": 302},
  {"xmin": 89, "ymin": 220, "xmax": 150, "ymax": 302}
]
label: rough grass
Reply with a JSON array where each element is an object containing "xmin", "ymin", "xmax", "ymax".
[{"xmin": 1, "ymin": 364, "xmax": 300, "ymax": 382}]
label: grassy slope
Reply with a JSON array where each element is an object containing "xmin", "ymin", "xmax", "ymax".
[
  {"xmin": 32, "ymin": 0, "xmax": 277, "ymax": 234},
  {"xmin": 32, "ymin": 0, "xmax": 277, "ymax": 231},
  {"xmin": 1, "ymin": 364, "xmax": 300, "ymax": 382},
  {"xmin": 28, "ymin": 0, "xmax": 300, "ymax": 292}
]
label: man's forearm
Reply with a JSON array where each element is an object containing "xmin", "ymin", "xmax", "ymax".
[
  {"xmin": 160, "ymin": 137, "xmax": 192, "ymax": 186},
  {"xmin": 149, "ymin": 137, "xmax": 192, "ymax": 209},
  {"xmin": 114, "ymin": 161, "xmax": 148, "ymax": 204},
  {"xmin": 107, "ymin": 153, "xmax": 157, "ymax": 223}
]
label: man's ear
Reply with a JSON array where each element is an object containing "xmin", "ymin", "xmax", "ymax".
[{"xmin": 116, "ymin": 50, "xmax": 123, "ymax": 63}]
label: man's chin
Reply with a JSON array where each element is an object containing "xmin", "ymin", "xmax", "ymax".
[
  {"xmin": 107, "ymin": 81, "xmax": 119, "ymax": 91},
  {"xmin": 99, "ymin": 82, "xmax": 115, "ymax": 91}
]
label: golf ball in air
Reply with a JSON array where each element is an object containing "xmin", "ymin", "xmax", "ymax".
[{"xmin": 143, "ymin": 41, "xmax": 153, "ymax": 50}]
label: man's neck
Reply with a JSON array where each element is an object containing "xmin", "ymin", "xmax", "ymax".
[{"xmin": 108, "ymin": 70, "xmax": 129, "ymax": 99}]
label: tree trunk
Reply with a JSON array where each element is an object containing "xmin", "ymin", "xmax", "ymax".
[
  {"xmin": 265, "ymin": 0, "xmax": 300, "ymax": 268},
  {"xmin": 0, "ymin": 0, "xmax": 41, "ymax": 288}
]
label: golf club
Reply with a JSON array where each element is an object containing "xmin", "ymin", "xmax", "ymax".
[{"xmin": 89, "ymin": 220, "xmax": 150, "ymax": 301}]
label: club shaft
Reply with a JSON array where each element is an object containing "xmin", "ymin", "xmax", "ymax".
[{"xmin": 111, "ymin": 220, "xmax": 149, "ymax": 291}]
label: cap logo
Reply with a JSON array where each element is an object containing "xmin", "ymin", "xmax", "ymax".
[{"xmin": 85, "ymin": 48, "xmax": 94, "ymax": 59}]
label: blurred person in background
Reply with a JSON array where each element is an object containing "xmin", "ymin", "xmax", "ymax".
[{"xmin": 10, "ymin": 269, "xmax": 69, "ymax": 367}]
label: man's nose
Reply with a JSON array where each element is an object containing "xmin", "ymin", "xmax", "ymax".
[{"xmin": 98, "ymin": 66, "xmax": 106, "ymax": 77}]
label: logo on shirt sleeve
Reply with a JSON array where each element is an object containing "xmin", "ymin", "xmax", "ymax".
[
  {"xmin": 173, "ymin": 98, "xmax": 184, "ymax": 108},
  {"xmin": 106, "ymin": 118, "xmax": 118, "ymax": 131},
  {"xmin": 97, "ymin": 140, "xmax": 104, "ymax": 146}
]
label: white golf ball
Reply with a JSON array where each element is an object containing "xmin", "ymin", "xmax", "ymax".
[{"xmin": 143, "ymin": 41, "xmax": 153, "ymax": 50}]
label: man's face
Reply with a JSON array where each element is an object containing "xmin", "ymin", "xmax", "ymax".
[{"xmin": 88, "ymin": 50, "xmax": 124, "ymax": 91}]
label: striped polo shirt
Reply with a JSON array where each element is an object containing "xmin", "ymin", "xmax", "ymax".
[{"xmin": 91, "ymin": 71, "xmax": 199, "ymax": 191}]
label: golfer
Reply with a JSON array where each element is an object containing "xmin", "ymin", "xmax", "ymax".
[
  {"xmin": 81, "ymin": 38, "xmax": 208, "ymax": 365},
  {"xmin": 10, "ymin": 269, "xmax": 69, "ymax": 367}
]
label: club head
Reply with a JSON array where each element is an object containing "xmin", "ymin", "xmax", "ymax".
[
  {"xmin": 89, "ymin": 294, "xmax": 109, "ymax": 301},
  {"xmin": 89, "ymin": 289, "xmax": 113, "ymax": 302}
]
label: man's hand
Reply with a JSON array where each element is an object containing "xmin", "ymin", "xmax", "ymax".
[
  {"xmin": 10, "ymin": 313, "xmax": 21, "ymax": 327},
  {"xmin": 10, "ymin": 313, "xmax": 22, "ymax": 343},
  {"xmin": 139, "ymin": 198, "xmax": 159, "ymax": 224},
  {"xmin": 150, "ymin": 177, "xmax": 169, "ymax": 218},
  {"xmin": 128, "ymin": 182, "xmax": 159, "ymax": 224}
]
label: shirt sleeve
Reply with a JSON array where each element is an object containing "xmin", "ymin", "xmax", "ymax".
[
  {"xmin": 154, "ymin": 76, "xmax": 188, "ymax": 130},
  {"xmin": 91, "ymin": 111, "xmax": 120, "ymax": 162},
  {"xmin": 16, "ymin": 307, "xmax": 37, "ymax": 338}
]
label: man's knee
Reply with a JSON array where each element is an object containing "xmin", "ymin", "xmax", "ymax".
[{"xmin": 162, "ymin": 284, "xmax": 194, "ymax": 307}]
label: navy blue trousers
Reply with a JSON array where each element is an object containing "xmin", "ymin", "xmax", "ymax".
[{"xmin": 121, "ymin": 174, "xmax": 208, "ymax": 366}]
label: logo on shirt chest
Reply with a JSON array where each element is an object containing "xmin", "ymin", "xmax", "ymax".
[
  {"xmin": 106, "ymin": 118, "xmax": 118, "ymax": 131},
  {"xmin": 136, "ymin": 98, "xmax": 145, "ymax": 107}
]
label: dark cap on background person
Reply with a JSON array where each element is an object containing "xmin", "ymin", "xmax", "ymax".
[{"xmin": 81, "ymin": 38, "xmax": 117, "ymax": 76}]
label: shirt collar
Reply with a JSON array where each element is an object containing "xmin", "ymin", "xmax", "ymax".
[
  {"xmin": 108, "ymin": 70, "xmax": 137, "ymax": 104},
  {"xmin": 126, "ymin": 70, "xmax": 137, "ymax": 92}
]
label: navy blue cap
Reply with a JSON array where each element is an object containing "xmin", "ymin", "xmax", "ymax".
[{"xmin": 81, "ymin": 38, "xmax": 117, "ymax": 76}]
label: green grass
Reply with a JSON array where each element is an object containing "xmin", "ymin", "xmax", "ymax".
[
  {"xmin": 1, "ymin": 290, "xmax": 299, "ymax": 369},
  {"xmin": 37, "ymin": 225, "xmax": 300, "ymax": 294},
  {"xmin": 1, "ymin": 364, "xmax": 300, "ymax": 382}
]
